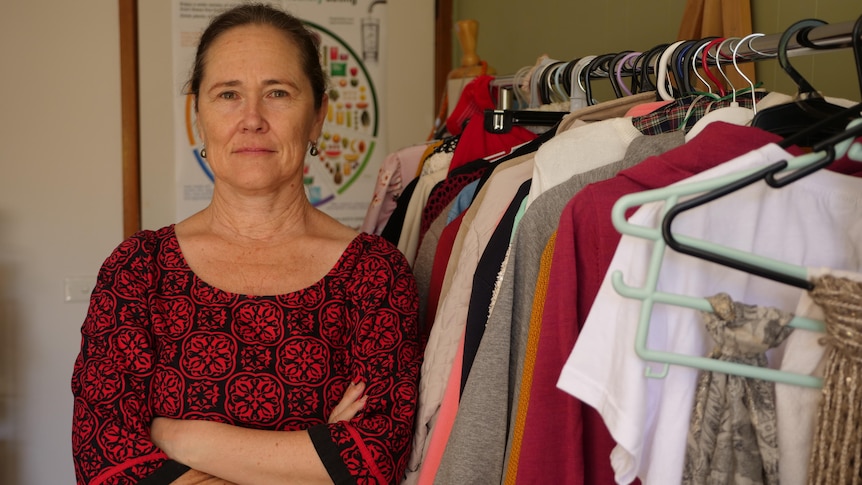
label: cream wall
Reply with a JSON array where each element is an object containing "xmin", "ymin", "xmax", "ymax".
[
  {"xmin": 0, "ymin": 1, "xmax": 124, "ymax": 484},
  {"xmin": 0, "ymin": 1, "xmax": 433, "ymax": 483},
  {"xmin": 453, "ymin": 1, "xmax": 861, "ymax": 102}
]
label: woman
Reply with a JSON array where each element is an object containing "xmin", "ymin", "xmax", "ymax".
[{"xmin": 71, "ymin": 4, "xmax": 421, "ymax": 484}]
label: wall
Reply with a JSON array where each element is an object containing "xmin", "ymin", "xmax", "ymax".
[
  {"xmin": 453, "ymin": 0, "xmax": 861, "ymax": 102},
  {"xmin": 0, "ymin": 1, "xmax": 125, "ymax": 484}
]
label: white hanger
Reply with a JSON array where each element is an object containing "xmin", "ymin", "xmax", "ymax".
[
  {"xmin": 690, "ymin": 41, "xmax": 715, "ymax": 95},
  {"xmin": 569, "ymin": 55, "xmax": 597, "ymax": 111},
  {"xmin": 686, "ymin": 34, "xmax": 765, "ymax": 141},
  {"xmin": 656, "ymin": 40, "xmax": 687, "ymax": 101}
]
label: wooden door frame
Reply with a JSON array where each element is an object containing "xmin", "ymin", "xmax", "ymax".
[{"xmin": 119, "ymin": 0, "xmax": 140, "ymax": 238}]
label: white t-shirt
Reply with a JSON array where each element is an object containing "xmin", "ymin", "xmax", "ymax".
[{"xmin": 557, "ymin": 142, "xmax": 862, "ymax": 484}]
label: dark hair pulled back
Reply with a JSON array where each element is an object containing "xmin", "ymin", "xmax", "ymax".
[{"xmin": 185, "ymin": 3, "xmax": 327, "ymax": 110}]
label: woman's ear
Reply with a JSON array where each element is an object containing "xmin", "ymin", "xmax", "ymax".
[
  {"xmin": 311, "ymin": 93, "xmax": 329, "ymax": 140},
  {"xmin": 193, "ymin": 99, "xmax": 206, "ymax": 147}
]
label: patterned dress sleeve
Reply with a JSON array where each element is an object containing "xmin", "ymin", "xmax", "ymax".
[
  {"xmin": 308, "ymin": 236, "xmax": 422, "ymax": 485},
  {"xmin": 71, "ymin": 231, "xmax": 169, "ymax": 485}
]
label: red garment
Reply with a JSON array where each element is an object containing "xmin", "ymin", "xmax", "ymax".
[
  {"xmin": 71, "ymin": 227, "xmax": 421, "ymax": 485},
  {"xmin": 423, "ymin": 211, "xmax": 465, "ymax": 340},
  {"xmin": 445, "ymin": 75, "xmax": 495, "ymax": 136},
  {"xmin": 447, "ymin": 114, "xmax": 537, "ymax": 174},
  {"xmin": 515, "ymin": 122, "xmax": 802, "ymax": 485}
]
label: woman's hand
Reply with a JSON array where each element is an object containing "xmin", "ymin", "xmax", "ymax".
[
  {"xmin": 169, "ymin": 469, "xmax": 238, "ymax": 484},
  {"xmin": 328, "ymin": 380, "xmax": 367, "ymax": 423}
]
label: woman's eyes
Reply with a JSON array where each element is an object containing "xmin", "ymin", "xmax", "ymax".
[{"xmin": 215, "ymin": 89, "xmax": 290, "ymax": 100}]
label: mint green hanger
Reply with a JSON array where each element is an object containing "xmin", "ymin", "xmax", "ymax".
[{"xmin": 609, "ymin": 117, "xmax": 862, "ymax": 389}]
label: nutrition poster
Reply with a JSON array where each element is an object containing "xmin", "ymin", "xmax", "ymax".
[{"xmin": 172, "ymin": 0, "xmax": 388, "ymax": 228}]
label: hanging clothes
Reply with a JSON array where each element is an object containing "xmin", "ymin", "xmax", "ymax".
[
  {"xmin": 360, "ymin": 143, "xmax": 431, "ymax": 235},
  {"xmin": 406, "ymin": 155, "xmax": 535, "ymax": 485},
  {"xmin": 558, "ymin": 140, "xmax": 862, "ymax": 484},
  {"xmin": 362, "ymin": 15, "xmax": 862, "ymax": 485},
  {"xmin": 436, "ymin": 129, "xmax": 685, "ymax": 485},
  {"xmin": 682, "ymin": 293, "xmax": 794, "ymax": 485},
  {"xmin": 807, "ymin": 274, "xmax": 862, "ymax": 485},
  {"xmin": 775, "ymin": 267, "xmax": 862, "ymax": 485}
]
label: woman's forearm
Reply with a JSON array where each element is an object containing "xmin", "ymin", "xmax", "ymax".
[
  {"xmin": 170, "ymin": 468, "xmax": 238, "ymax": 485},
  {"xmin": 155, "ymin": 419, "xmax": 332, "ymax": 485}
]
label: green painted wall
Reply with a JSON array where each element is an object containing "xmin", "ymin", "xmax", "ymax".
[{"xmin": 452, "ymin": 1, "xmax": 860, "ymax": 102}]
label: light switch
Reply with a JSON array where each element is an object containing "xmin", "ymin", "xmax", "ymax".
[{"xmin": 64, "ymin": 276, "xmax": 97, "ymax": 303}]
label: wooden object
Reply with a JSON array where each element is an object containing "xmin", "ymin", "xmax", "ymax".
[
  {"xmin": 119, "ymin": 0, "xmax": 141, "ymax": 238},
  {"xmin": 448, "ymin": 19, "xmax": 494, "ymax": 79}
]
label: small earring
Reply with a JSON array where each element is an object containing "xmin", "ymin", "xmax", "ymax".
[
  {"xmin": 200, "ymin": 146, "xmax": 207, "ymax": 158},
  {"xmin": 309, "ymin": 141, "xmax": 319, "ymax": 157}
]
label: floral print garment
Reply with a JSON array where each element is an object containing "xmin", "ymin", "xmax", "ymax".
[
  {"xmin": 682, "ymin": 293, "xmax": 794, "ymax": 485},
  {"xmin": 72, "ymin": 226, "xmax": 421, "ymax": 485}
]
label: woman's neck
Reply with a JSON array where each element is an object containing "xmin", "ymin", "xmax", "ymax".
[{"xmin": 201, "ymin": 187, "xmax": 315, "ymax": 244}]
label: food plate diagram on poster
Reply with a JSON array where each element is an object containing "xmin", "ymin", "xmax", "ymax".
[{"xmin": 303, "ymin": 23, "xmax": 379, "ymax": 208}]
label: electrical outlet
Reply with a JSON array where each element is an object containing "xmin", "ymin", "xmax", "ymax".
[{"xmin": 64, "ymin": 276, "xmax": 97, "ymax": 303}]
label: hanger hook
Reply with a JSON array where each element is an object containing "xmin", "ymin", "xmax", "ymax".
[
  {"xmin": 615, "ymin": 52, "xmax": 641, "ymax": 97},
  {"xmin": 691, "ymin": 40, "xmax": 714, "ymax": 95},
  {"xmin": 732, "ymin": 33, "xmax": 764, "ymax": 112},
  {"xmin": 715, "ymin": 38, "xmax": 740, "ymax": 98},
  {"xmin": 778, "ymin": 18, "xmax": 828, "ymax": 97},
  {"xmin": 853, "ymin": 13, "xmax": 862, "ymax": 98},
  {"xmin": 701, "ymin": 38, "xmax": 728, "ymax": 97},
  {"xmin": 657, "ymin": 40, "xmax": 687, "ymax": 101},
  {"xmin": 639, "ymin": 44, "xmax": 670, "ymax": 94}
]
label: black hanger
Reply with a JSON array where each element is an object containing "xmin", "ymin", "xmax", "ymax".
[
  {"xmin": 853, "ymin": 14, "xmax": 862, "ymax": 98},
  {"xmin": 670, "ymin": 40, "xmax": 700, "ymax": 96},
  {"xmin": 538, "ymin": 61, "xmax": 565, "ymax": 105},
  {"xmin": 635, "ymin": 44, "xmax": 670, "ymax": 95},
  {"xmin": 751, "ymin": 19, "xmax": 848, "ymax": 146},
  {"xmin": 582, "ymin": 53, "xmax": 618, "ymax": 105},
  {"xmin": 660, "ymin": 102, "xmax": 862, "ymax": 291}
]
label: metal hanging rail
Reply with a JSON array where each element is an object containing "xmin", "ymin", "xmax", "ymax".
[{"xmin": 730, "ymin": 19, "xmax": 859, "ymax": 60}]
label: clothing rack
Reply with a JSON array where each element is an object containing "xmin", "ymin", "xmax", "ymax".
[{"xmin": 482, "ymin": 17, "xmax": 860, "ymax": 134}]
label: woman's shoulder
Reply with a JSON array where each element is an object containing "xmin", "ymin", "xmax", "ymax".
[
  {"xmin": 349, "ymin": 232, "xmax": 405, "ymax": 259},
  {"xmin": 104, "ymin": 224, "xmax": 177, "ymax": 267},
  {"xmin": 123, "ymin": 224, "xmax": 175, "ymax": 244},
  {"xmin": 344, "ymin": 232, "xmax": 413, "ymax": 276}
]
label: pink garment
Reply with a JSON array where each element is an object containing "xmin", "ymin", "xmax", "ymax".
[
  {"xmin": 624, "ymin": 100, "xmax": 673, "ymax": 117},
  {"xmin": 360, "ymin": 144, "xmax": 427, "ymax": 235},
  {"xmin": 416, "ymin": 329, "xmax": 465, "ymax": 485}
]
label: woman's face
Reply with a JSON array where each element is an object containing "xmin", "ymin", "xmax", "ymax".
[{"xmin": 196, "ymin": 24, "xmax": 327, "ymax": 194}]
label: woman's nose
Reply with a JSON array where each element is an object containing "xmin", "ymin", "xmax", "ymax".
[{"xmin": 241, "ymin": 99, "xmax": 268, "ymax": 132}]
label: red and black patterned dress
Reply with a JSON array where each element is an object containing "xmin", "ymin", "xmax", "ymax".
[{"xmin": 71, "ymin": 225, "xmax": 421, "ymax": 485}]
